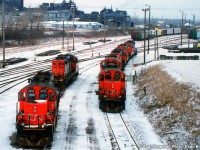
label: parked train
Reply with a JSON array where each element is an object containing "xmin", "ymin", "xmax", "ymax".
[
  {"xmin": 52, "ymin": 53, "xmax": 79, "ymax": 89},
  {"xmin": 97, "ymin": 39, "xmax": 137, "ymax": 112},
  {"xmin": 131, "ymin": 27, "xmax": 181, "ymax": 41},
  {"xmin": 16, "ymin": 53, "xmax": 79, "ymax": 147}
]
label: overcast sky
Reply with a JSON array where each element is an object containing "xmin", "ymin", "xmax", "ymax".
[{"xmin": 24, "ymin": 0, "xmax": 200, "ymax": 20}]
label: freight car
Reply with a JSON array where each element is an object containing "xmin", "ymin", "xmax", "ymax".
[
  {"xmin": 131, "ymin": 28, "xmax": 181, "ymax": 40},
  {"xmin": 131, "ymin": 29, "xmax": 148, "ymax": 41},
  {"xmin": 16, "ymin": 71, "xmax": 59, "ymax": 147},
  {"xmin": 52, "ymin": 53, "xmax": 79, "ymax": 90},
  {"xmin": 98, "ymin": 69, "xmax": 126, "ymax": 112}
]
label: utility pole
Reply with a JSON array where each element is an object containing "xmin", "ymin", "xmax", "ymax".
[
  {"xmin": 103, "ymin": 15, "xmax": 106, "ymax": 43},
  {"xmin": 67, "ymin": 20, "xmax": 69, "ymax": 52},
  {"xmin": 2, "ymin": 0, "xmax": 5, "ymax": 68},
  {"xmin": 188, "ymin": 19, "xmax": 190, "ymax": 50},
  {"xmin": 72, "ymin": 3, "xmax": 75, "ymax": 50},
  {"xmin": 180, "ymin": 11, "xmax": 184, "ymax": 46},
  {"xmin": 62, "ymin": 20, "xmax": 64, "ymax": 49},
  {"xmin": 142, "ymin": 8, "xmax": 149, "ymax": 65},
  {"xmin": 146, "ymin": 4, "xmax": 151, "ymax": 54},
  {"xmin": 154, "ymin": 35, "xmax": 156, "ymax": 60},
  {"xmin": 156, "ymin": 30, "xmax": 159, "ymax": 60},
  {"xmin": 192, "ymin": 14, "xmax": 195, "ymax": 26}
]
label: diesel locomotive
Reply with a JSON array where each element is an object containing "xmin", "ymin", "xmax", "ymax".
[
  {"xmin": 97, "ymin": 39, "xmax": 137, "ymax": 112},
  {"xmin": 16, "ymin": 53, "xmax": 79, "ymax": 147}
]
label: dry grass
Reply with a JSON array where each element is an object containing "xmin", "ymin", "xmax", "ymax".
[{"xmin": 136, "ymin": 64, "xmax": 200, "ymax": 148}]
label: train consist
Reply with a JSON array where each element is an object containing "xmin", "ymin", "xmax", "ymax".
[
  {"xmin": 16, "ymin": 53, "xmax": 79, "ymax": 147},
  {"xmin": 131, "ymin": 27, "xmax": 181, "ymax": 41},
  {"xmin": 97, "ymin": 39, "xmax": 137, "ymax": 113}
]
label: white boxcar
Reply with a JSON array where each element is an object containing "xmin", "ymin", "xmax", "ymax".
[
  {"xmin": 174, "ymin": 28, "xmax": 181, "ymax": 34},
  {"xmin": 167, "ymin": 28, "xmax": 174, "ymax": 35}
]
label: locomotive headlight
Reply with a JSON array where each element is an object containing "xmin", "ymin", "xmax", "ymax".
[
  {"xmin": 34, "ymin": 106, "xmax": 37, "ymax": 113},
  {"xmin": 43, "ymin": 122, "xmax": 46, "ymax": 127}
]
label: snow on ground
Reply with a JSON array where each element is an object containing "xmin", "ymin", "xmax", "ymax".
[
  {"xmin": 0, "ymin": 35, "xmax": 199, "ymax": 149},
  {"xmin": 161, "ymin": 60, "xmax": 200, "ymax": 89}
]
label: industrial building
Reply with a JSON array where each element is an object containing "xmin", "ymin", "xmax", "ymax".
[
  {"xmin": 40, "ymin": 0, "xmax": 131, "ymax": 28},
  {"xmin": 0, "ymin": 0, "xmax": 23, "ymax": 11}
]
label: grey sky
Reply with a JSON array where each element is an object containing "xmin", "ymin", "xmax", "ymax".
[{"xmin": 24, "ymin": 0, "xmax": 200, "ymax": 20}]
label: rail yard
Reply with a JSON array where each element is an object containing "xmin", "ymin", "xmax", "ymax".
[{"xmin": 0, "ymin": 31, "xmax": 199, "ymax": 149}]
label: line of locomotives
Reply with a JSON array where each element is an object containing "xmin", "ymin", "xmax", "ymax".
[
  {"xmin": 15, "ymin": 53, "xmax": 79, "ymax": 147},
  {"xmin": 14, "ymin": 39, "xmax": 137, "ymax": 147},
  {"xmin": 97, "ymin": 39, "xmax": 137, "ymax": 113}
]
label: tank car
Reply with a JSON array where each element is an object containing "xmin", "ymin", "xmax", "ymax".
[
  {"xmin": 97, "ymin": 69, "xmax": 126, "ymax": 112},
  {"xmin": 16, "ymin": 71, "xmax": 59, "ymax": 147},
  {"xmin": 52, "ymin": 53, "xmax": 79, "ymax": 89}
]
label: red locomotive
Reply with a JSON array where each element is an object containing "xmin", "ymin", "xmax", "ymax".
[
  {"xmin": 16, "ymin": 71, "xmax": 59, "ymax": 147},
  {"xmin": 52, "ymin": 53, "xmax": 79, "ymax": 89},
  {"xmin": 111, "ymin": 48, "xmax": 129, "ymax": 70},
  {"xmin": 16, "ymin": 53, "xmax": 79, "ymax": 147},
  {"xmin": 124, "ymin": 40, "xmax": 137, "ymax": 56},
  {"xmin": 98, "ymin": 69, "xmax": 126, "ymax": 112},
  {"xmin": 97, "ymin": 39, "xmax": 137, "ymax": 113}
]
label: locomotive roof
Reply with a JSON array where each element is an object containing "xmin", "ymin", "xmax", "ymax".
[
  {"xmin": 102, "ymin": 57, "xmax": 120, "ymax": 62},
  {"xmin": 111, "ymin": 48, "xmax": 123, "ymax": 53},
  {"xmin": 20, "ymin": 82, "xmax": 59, "ymax": 94},
  {"xmin": 106, "ymin": 53, "xmax": 119, "ymax": 58},
  {"xmin": 55, "ymin": 53, "xmax": 78, "ymax": 63},
  {"xmin": 99, "ymin": 68, "xmax": 125, "ymax": 74},
  {"xmin": 118, "ymin": 44, "xmax": 127, "ymax": 46},
  {"xmin": 19, "ymin": 71, "xmax": 58, "ymax": 94}
]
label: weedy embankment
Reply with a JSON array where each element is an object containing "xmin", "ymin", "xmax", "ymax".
[{"xmin": 135, "ymin": 64, "xmax": 199, "ymax": 149}]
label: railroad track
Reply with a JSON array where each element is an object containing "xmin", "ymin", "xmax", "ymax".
[
  {"xmin": 0, "ymin": 55, "xmax": 104, "ymax": 94},
  {"xmin": 105, "ymin": 113, "xmax": 140, "ymax": 150},
  {"xmin": 136, "ymin": 35, "xmax": 188, "ymax": 50}
]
